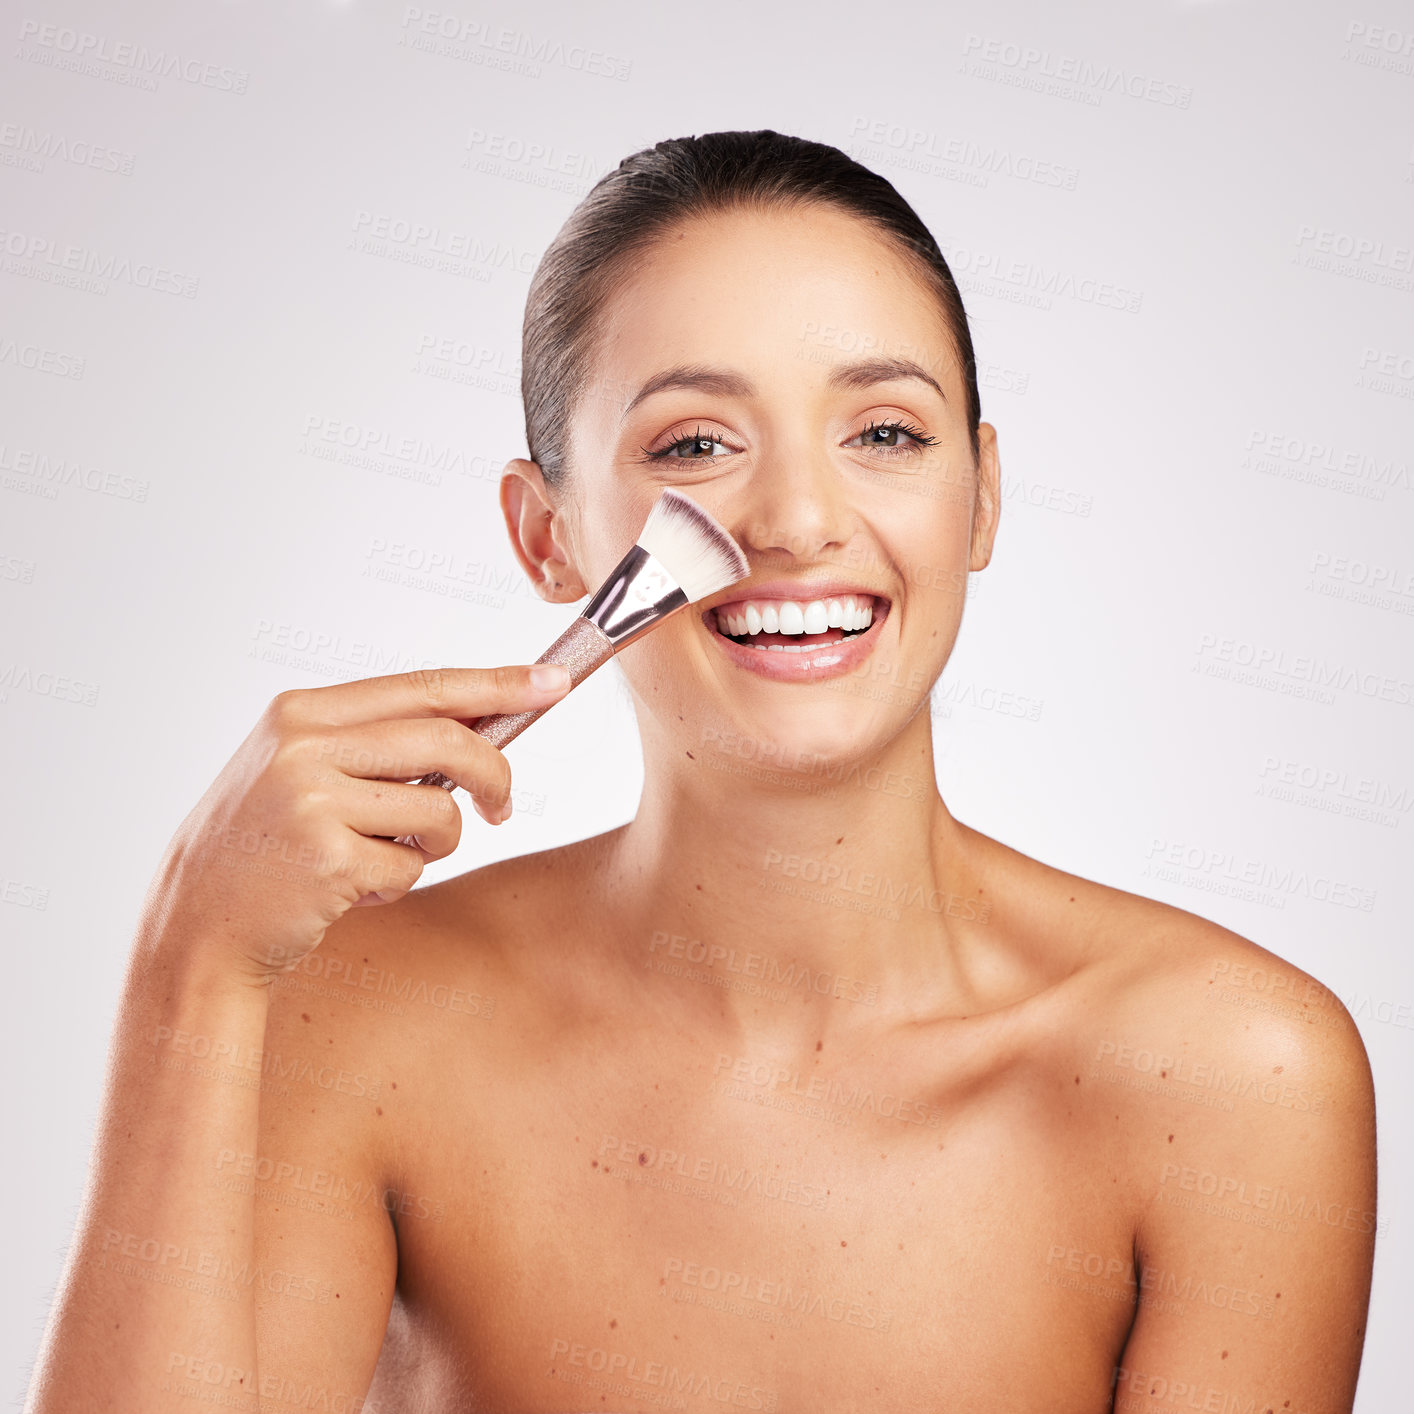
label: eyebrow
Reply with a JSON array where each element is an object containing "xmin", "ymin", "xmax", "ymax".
[{"xmin": 619, "ymin": 355, "xmax": 947, "ymax": 421}]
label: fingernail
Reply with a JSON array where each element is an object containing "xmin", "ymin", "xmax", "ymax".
[
  {"xmin": 497, "ymin": 799, "xmax": 513, "ymax": 823},
  {"xmin": 530, "ymin": 664, "xmax": 570, "ymax": 692}
]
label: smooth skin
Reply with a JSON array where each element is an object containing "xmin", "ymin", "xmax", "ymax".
[{"xmin": 28, "ymin": 204, "xmax": 1375, "ymax": 1414}]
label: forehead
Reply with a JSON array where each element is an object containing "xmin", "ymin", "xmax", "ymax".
[{"xmin": 579, "ymin": 202, "xmax": 961, "ymax": 425}]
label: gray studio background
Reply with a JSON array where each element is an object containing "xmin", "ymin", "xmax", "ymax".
[{"xmin": 3, "ymin": 0, "xmax": 1411, "ymax": 1406}]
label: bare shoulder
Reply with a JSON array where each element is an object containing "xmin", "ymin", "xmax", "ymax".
[
  {"xmin": 1042, "ymin": 882, "xmax": 1383, "ymax": 1400},
  {"xmin": 261, "ymin": 846, "xmax": 561, "ymax": 1052},
  {"xmin": 982, "ymin": 828, "xmax": 1366, "ymax": 1074},
  {"xmin": 1034, "ymin": 862, "xmax": 1379, "ymax": 1245},
  {"xmin": 1074, "ymin": 872, "xmax": 1375, "ymax": 1116},
  {"xmin": 400, "ymin": 828, "xmax": 629, "ymax": 996},
  {"xmin": 260, "ymin": 829, "xmax": 618, "ymax": 1095},
  {"xmin": 414, "ymin": 828, "xmax": 617, "ymax": 935}
]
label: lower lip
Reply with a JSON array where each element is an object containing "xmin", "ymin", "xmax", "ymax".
[{"xmin": 701, "ymin": 604, "xmax": 891, "ymax": 681}]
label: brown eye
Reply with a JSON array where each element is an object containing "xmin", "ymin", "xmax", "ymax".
[
  {"xmin": 847, "ymin": 418, "xmax": 938, "ymax": 454},
  {"xmin": 672, "ymin": 435, "xmax": 725, "ymax": 458},
  {"xmin": 642, "ymin": 424, "xmax": 735, "ymax": 461}
]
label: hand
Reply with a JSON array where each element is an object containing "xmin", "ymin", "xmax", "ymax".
[{"xmin": 151, "ymin": 664, "xmax": 571, "ymax": 981}]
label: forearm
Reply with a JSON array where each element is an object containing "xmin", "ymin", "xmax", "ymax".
[{"xmin": 27, "ymin": 884, "xmax": 276, "ymax": 1412}]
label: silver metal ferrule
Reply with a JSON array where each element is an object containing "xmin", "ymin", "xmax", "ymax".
[{"xmin": 582, "ymin": 544, "xmax": 689, "ymax": 650}]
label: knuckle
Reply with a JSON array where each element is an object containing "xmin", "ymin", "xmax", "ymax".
[
  {"xmin": 376, "ymin": 851, "xmax": 424, "ymax": 897},
  {"xmin": 268, "ymin": 688, "xmax": 309, "ymax": 726},
  {"xmin": 474, "ymin": 748, "xmax": 511, "ymax": 806},
  {"xmin": 294, "ymin": 779, "xmax": 334, "ymax": 818},
  {"xmin": 272, "ymin": 731, "xmax": 322, "ymax": 782},
  {"xmin": 326, "ymin": 875, "xmax": 364, "ymax": 910},
  {"xmin": 318, "ymin": 830, "xmax": 357, "ymax": 878},
  {"xmin": 298, "ymin": 727, "xmax": 343, "ymax": 766},
  {"xmin": 427, "ymin": 783, "xmax": 460, "ymax": 822},
  {"xmin": 407, "ymin": 666, "xmax": 451, "ymax": 711},
  {"xmin": 430, "ymin": 714, "xmax": 465, "ymax": 756}
]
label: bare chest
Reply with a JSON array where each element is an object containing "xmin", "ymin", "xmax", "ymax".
[{"xmin": 376, "ymin": 1020, "xmax": 1139, "ymax": 1413}]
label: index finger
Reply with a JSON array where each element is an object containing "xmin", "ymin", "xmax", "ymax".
[{"xmin": 278, "ymin": 664, "xmax": 571, "ymax": 729}]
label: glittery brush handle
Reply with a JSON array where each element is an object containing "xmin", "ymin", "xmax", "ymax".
[
  {"xmin": 392, "ymin": 616, "xmax": 613, "ymax": 847},
  {"xmin": 470, "ymin": 615, "xmax": 613, "ymax": 749}
]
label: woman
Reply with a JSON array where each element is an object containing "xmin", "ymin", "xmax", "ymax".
[{"xmin": 28, "ymin": 130, "xmax": 1375, "ymax": 1414}]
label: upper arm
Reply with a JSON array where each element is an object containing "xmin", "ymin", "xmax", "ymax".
[
  {"xmin": 247, "ymin": 910, "xmax": 401, "ymax": 1403},
  {"xmin": 1114, "ymin": 981, "xmax": 1377, "ymax": 1414}
]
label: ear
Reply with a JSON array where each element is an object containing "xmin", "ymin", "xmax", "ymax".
[
  {"xmin": 500, "ymin": 458, "xmax": 589, "ymax": 604},
  {"xmin": 968, "ymin": 421, "xmax": 1002, "ymax": 572}
]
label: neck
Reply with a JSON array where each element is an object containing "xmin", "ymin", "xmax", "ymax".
[{"xmin": 599, "ymin": 708, "xmax": 994, "ymax": 1055}]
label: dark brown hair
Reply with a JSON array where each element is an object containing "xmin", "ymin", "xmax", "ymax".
[{"xmin": 521, "ymin": 128, "xmax": 982, "ymax": 490}]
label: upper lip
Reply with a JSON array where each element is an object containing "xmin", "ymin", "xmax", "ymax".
[{"xmin": 700, "ymin": 579, "xmax": 893, "ymax": 617}]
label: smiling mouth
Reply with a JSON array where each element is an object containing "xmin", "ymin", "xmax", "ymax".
[{"xmin": 702, "ymin": 594, "xmax": 891, "ymax": 653}]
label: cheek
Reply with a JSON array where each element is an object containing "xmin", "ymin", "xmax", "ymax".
[
  {"xmin": 626, "ymin": 608, "xmax": 702, "ymax": 680},
  {"xmin": 866, "ymin": 499, "xmax": 974, "ymax": 659},
  {"xmin": 570, "ymin": 500, "xmax": 655, "ymax": 592},
  {"xmin": 879, "ymin": 482, "xmax": 973, "ymax": 578},
  {"xmin": 611, "ymin": 609, "xmax": 725, "ymax": 723}
]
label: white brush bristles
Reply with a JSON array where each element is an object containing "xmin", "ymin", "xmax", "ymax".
[{"xmin": 636, "ymin": 488, "xmax": 749, "ymax": 604}]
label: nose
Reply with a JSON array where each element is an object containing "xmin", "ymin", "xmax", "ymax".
[{"xmin": 735, "ymin": 439, "xmax": 856, "ymax": 561}]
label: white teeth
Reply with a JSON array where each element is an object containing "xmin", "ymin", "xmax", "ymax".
[{"xmin": 714, "ymin": 594, "xmax": 878, "ymax": 641}]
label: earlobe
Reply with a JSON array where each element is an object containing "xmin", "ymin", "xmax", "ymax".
[{"xmin": 500, "ymin": 458, "xmax": 588, "ymax": 603}]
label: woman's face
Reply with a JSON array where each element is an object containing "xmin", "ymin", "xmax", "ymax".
[{"xmin": 515, "ymin": 201, "xmax": 1000, "ymax": 765}]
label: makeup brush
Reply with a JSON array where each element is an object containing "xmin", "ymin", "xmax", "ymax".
[{"xmin": 393, "ymin": 487, "xmax": 748, "ymax": 846}]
